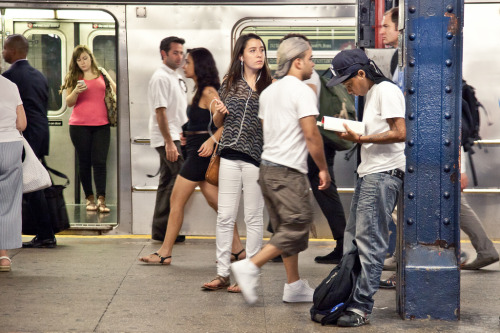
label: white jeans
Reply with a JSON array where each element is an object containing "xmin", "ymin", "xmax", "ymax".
[{"xmin": 216, "ymin": 158, "xmax": 264, "ymax": 277}]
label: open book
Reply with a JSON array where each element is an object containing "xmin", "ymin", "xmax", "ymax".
[{"xmin": 317, "ymin": 116, "xmax": 365, "ymax": 136}]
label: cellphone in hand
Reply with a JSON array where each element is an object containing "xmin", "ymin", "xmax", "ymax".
[{"xmin": 77, "ymin": 80, "xmax": 86, "ymax": 88}]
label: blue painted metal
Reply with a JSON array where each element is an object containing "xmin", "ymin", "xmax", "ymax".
[{"xmin": 397, "ymin": 0, "xmax": 463, "ymax": 320}]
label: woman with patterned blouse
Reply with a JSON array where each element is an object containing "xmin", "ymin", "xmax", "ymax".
[{"xmin": 202, "ymin": 34, "xmax": 273, "ymax": 292}]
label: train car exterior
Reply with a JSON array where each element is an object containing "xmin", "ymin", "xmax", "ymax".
[{"xmin": 0, "ymin": 0, "xmax": 499, "ymax": 239}]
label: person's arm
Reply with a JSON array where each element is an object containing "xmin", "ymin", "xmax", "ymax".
[
  {"xmin": 338, "ymin": 117, "xmax": 406, "ymax": 144},
  {"xmin": 156, "ymin": 107, "xmax": 179, "ymax": 162},
  {"xmin": 65, "ymin": 83, "xmax": 87, "ymax": 107},
  {"xmin": 198, "ymin": 126, "xmax": 223, "ymax": 157},
  {"xmin": 212, "ymin": 99, "xmax": 228, "ymax": 128},
  {"xmin": 16, "ymin": 105, "xmax": 27, "ymax": 132},
  {"xmin": 300, "ymin": 115, "xmax": 331, "ymax": 190},
  {"xmin": 198, "ymin": 87, "xmax": 224, "ymax": 157}
]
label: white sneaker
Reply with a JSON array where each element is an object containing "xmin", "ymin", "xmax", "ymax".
[
  {"xmin": 282, "ymin": 279, "xmax": 314, "ymax": 303},
  {"xmin": 231, "ymin": 259, "xmax": 260, "ymax": 304}
]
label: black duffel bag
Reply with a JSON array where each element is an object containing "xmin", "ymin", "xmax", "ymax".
[{"xmin": 22, "ymin": 161, "xmax": 70, "ymax": 235}]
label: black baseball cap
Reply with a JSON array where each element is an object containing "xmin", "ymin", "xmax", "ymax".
[{"xmin": 327, "ymin": 49, "xmax": 370, "ymax": 87}]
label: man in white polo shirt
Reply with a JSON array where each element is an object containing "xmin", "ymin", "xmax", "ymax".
[
  {"xmin": 147, "ymin": 36, "xmax": 188, "ymax": 242},
  {"xmin": 231, "ymin": 37, "xmax": 331, "ymax": 305}
]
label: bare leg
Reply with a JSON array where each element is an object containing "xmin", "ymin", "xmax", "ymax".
[
  {"xmin": 199, "ymin": 181, "xmax": 245, "ymax": 259},
  {"xmin": 282, "ymin": 254, "xmax": 300, "ymax": 284},
  {"xmin": 250, "ymin": 244, "xmax": 299, "ymax": 284},
  {"xmin": 251, "ymin": 243, "xmax": 282, "ymax": 268},
  {"xmin": 139, "ymin": 176, "xmax": 197, "ymax": 264}
]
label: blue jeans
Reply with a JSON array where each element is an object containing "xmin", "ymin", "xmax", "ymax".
[{"xmin": 343, "ymin": 172, "xmax": 403, "ymax": 314}]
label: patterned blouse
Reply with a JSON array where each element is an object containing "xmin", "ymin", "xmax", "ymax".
[{"xmin": 218, "ymin": 78, "xmax": 263, "ymax": 163}]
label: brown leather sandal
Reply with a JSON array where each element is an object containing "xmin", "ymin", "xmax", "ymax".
[
  {"xmin": 227, "ymin": 283, "xmax": 241, "ymax": 293},
  {"xmin": 202, "ymin": 275, "xmax": 230, "ymax": 291}
]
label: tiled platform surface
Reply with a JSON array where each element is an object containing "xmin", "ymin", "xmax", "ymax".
[{"xmin": 1, "ymin": 236, "xmax": 499, "ymax": 333}]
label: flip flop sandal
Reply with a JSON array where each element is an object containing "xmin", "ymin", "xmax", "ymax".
[
  {"xmin": 227, "ymin": 283, "xmax": 241, "ymax": 293},
  {"xmin": 230, "ymin": 249, "xmax": 246, "ymax": 262},
  {"xmin": 202, "ymin": 275, "xmax": 230, "ymax": 291},
  {"xmin": 139, "ymin": 252, "xmax": 171, "ymax": 265},
  {"xmin": 0, "ymin": 256, "xmax": 11, "ymax": 272}
]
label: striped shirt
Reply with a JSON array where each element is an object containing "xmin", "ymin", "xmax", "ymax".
[{"xmin": 218, "ymin": 78, "xmax": 263, "ymax": 163}]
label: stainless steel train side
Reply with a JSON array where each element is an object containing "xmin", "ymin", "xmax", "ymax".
[{"xmin": 0, "ymin": 1, "xmax": 499, "ymax": 239}]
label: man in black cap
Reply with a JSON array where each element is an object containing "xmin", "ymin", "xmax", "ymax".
[{"xmin": 327, "ymin": 49, "xmax": 406, "ymax": 327}]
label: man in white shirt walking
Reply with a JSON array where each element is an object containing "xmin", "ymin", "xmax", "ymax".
[
  {"xmin": 147, "ymin": 36, "xmax": 188, "ymax": 242},
  {"xmin": 231, "ymin": 37, "xmax": 331, "ymax": 305}
]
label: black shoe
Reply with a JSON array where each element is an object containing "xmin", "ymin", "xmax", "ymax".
[
  {"xmin": 337, "ymin": 311, "xmax": 369, "ymax": 327},
  {"xmin": 379, "ymin": 273, "xmax": 396, "ymax": 289},
  {"xmin": 315, "ymin": 248, "xmax": 342, "ymax": 264},
  {"xmin": 22, "ymin": 236, "xmax": 57, "ymax": 248},
  {"xmin": 175, "ymin": 235, "xmax": 186, "ymax": 243}
]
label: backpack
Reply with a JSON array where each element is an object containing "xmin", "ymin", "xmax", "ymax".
[
  {"xmin": 461, "ymin": 80, "xmax": 492, "ymax": 186},
  {"xmin": 310, "ymin": 246, "xmax": 361, "ymax": 325},
  {"xmin": 318, "ymin": 72, "xmax": 357, "ymax": 151},
  {"xmin": 461, "ymin": 80, "xmax": 482, "ymax": 153}
]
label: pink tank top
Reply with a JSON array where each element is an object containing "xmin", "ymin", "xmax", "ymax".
[{"xmin": 69, "ymin": 75, "xmax": 109, "ymax": 126}]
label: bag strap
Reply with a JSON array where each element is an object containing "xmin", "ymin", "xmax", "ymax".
[
  {"xmin": 100, "ymin": 67, "xmax": 111, "ymax": 89},
  {"xmin": 211, "ymin": 141, "xmax": 219, "ymax": 158},
  {"xmin": 41, "ymin": 157, "xmax": 70, "ymax": 187}
]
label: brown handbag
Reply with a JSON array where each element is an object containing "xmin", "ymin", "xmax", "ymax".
[
  {"xmin": 100, "ymin": 68, "xmax": 117, "ymax": 127},
  {"xmin": 205, "ymin": 142, "xmax": 220, "ymax": 186}
]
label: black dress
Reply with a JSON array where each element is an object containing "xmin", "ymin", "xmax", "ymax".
[{"xmin": 179, "ymin": 104, "xmax": 218, "ymax": 182}]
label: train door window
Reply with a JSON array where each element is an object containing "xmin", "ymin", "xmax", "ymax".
[
  {"xmin": 24, "ymin": 32, "xmax": 64, "ymax": 113},
  {"xmin": 91, "ymin": 34, "xmax": 117, "ymax": 82},
  {"xmin": 236, "ymin": 20, "xmax": 356, "ymax": 75}
]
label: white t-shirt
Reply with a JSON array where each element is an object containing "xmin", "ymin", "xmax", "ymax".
[
  {"xmin": 259, "ymin": 75, "xmax": 319, "ymax": 174},
  {"xmin": 357, "ymin": 81, "xmax": 406, "ymax": 177},
  {"xmin": 0, "ymin": 76, "xmax": 23, "ymax": 143},
  {"xmin": 148, "ymin": 64, "xmax": 188, "ymax": 148}
]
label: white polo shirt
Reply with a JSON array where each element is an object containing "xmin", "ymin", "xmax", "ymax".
[
  {"xmin": 148, "ymin": 64, "xmax": 188, "ymax": 148},
  {"xmin": 259, "ymin": 75, "xmax": 319, "ymax": 174}
]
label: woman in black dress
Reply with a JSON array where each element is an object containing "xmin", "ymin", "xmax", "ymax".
[{"xmin": 139, "ymin": 48, "xmax": 245, "ymax": 265}]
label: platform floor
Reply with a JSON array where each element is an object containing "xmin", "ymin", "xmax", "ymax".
[{"xmin": 1, "ymin": 236, "xmax": 499, "ymax": 332}]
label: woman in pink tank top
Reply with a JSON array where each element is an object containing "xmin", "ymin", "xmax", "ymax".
[{"xmin": 61, "ymin": 45, "xmax": 116, "ymax": 213}]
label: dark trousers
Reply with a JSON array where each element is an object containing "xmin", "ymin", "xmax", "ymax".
[
  {"xmin": 306, "ymin": 144, "xmax": 346, "ymax": 241},
  {"xmin": 23, "ymin": 189, "xmax": 54, "ymax": 239},
  {"xmin": 69, "ymin": 125, "xmax": 110, "ymax": 198},
  {"xmin": 23, "ymin": 136, "xmax": 54, "ymax": 239},
  {"xmin": 151, "ymin": 142, "xmax": 184, "ymax": 241}
]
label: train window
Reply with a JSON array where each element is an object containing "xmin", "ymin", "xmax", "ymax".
[
  {"xmin": 91, "ymin": 35, "xmax": 117, "ymax": 82},
  {"xmin": 240, "ymin": 25, "xmax": 356, "ymax": 74},
  {"xmin": 241, "ymin": 26, "xmax": 356, "ymax": 74},
  {"xmin": 25, "ymin": 33, "xmax": 64, "ymax": 112}
]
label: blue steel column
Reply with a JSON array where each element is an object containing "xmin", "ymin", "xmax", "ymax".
[{"xmin": 397, "ymin": 1, "xmax": 463, "ymax": 320}]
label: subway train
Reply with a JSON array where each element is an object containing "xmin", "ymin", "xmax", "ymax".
[{"xmin": 0, "ymin": 0, "xmax": 499, "ymax": 239}]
